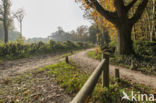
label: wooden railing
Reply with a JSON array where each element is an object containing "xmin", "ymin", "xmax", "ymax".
[{"xmin": 70, "ymin": 54, "xmax": 110, "ymax": 103}]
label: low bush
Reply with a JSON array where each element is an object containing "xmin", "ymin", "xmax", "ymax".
[
  {"xmin": 133, "ymin": 41, "xmax": 156, "ymax": 57},
  {"xmin": 0, "ymin": 40, "xmax": 92, "ymax": 60},
  {"xmin": 87, "ymin": 49, "xmax": 156, "ymax": 75},
  {"xmin": 108, "ymin": 40, "xmax": 156, "ymax": 57},
  {"xmin": 95, "ymin": 40, "xmax": 156, "ymax": 75},
  {"xmin": 110, "ymin": 55, "xmax": 156, "ymax": 75}
]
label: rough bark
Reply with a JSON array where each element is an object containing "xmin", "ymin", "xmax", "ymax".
[
  {"xmin": 116, "ymin": 22, "xmax": 133, "ymax": 55},
  {"xmin": 3, "ymin": 19, "xmax": 8, "ymax": 43},
  {"xmin": 2, "ymin": 0, "xmax": 10, "ymax": 43},
  {"xmin": 3, "ymin": 5, "xmax": 8, "ymax": 43}
]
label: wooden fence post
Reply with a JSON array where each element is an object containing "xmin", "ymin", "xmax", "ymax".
[
  {"xmin": 65, "ymin": 56, "xmax": 69, "ymax": 64},
  {"xmin": 102, "ymin": 53, "xmax": 109, "ymax": 88},
  {"xmin": 115, "ymin": 68, "xmax": 120, "ymax": 82},
  {"xmin": 71, "ymin": 51, "xmax": 73, "ymax": 54}
]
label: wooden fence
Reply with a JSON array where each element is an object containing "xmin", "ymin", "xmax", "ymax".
[{"xmin": 70, "ymin": 54, "xmax": 110, "ymax": 103}]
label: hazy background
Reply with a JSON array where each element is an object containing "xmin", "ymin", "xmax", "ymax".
[{"xmin": 11, "ymin": 0, "xmax": 91, "ymax": 39}]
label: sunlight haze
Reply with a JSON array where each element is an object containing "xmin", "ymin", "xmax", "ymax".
[{"xmin": 11, "ymin": 0, "xmax": 91, "ymax": 38}]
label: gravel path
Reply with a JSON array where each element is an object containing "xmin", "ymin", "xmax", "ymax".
[{"xmin": 70, "ymin": 48, "xmax": 156, "ymax": 90}]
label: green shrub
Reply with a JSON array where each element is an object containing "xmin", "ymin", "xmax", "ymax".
[
  {"xmin": 133, "ymin": 41, "xmax": 156, "ymax": 57},
  {"xmin": 0, "ymin": 41, "xmax": 92, "ymax": 60},
  {"xmin": 87, "ymin": 50, "xmax": 156, "ymax": 75},
  {"xmin": 108, "ymin": 40, "xmax": 156, "ymax": 57}
]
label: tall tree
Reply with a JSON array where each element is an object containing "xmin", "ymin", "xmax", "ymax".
[
  {"xmin": 13, "ymin": 8, "xmax": 24, "ymax": 36},
  {"xmin": 145, "ymin": 0, "xmax": 155, "ymax": 41},
  {"xmin": 76, "ymin": 25, "xmax": 88, "ymax": 41},
  {"xmin": 0, "ymin": 0, "xmax": 11, "ymax": 43},
  {"xmin": 76, "ymin": 0, "xmax": 148, "ymax": 55}
]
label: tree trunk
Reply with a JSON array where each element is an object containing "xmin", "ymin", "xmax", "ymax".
[
  {"xmin": 133, "ymin": 25, "xmax": 136, "ymax": 40},
  {"xmin": 4, "ymin": 19, "xmax": 8, "ymax": 43},
  {"xmin": 116, "ymin": 24, "xmax": 133, "ymax": 55},
  {"xmin": 150, "ymin": 0, "xmax": 155, "ymax": 42},
  {"xmin": 20, "ymin": 21, "xmax": 22, "ymax": 36},
  {"xmin": 3, "ymin": 0, "xmax": 9, "ymax": 43}
]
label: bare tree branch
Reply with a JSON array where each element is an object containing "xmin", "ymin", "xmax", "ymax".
[
  {"xmin": 130, "ymin": 0, "xmax": 148, "ymax": 25},
  {"xmin": 125, "ymin": 0, "xmax": 137, "ymax": 12},
  {"xmin": 85, "ymin": 0, "xmax": 118, "ymax": 24}
]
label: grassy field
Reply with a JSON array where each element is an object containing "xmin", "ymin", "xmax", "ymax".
[{"xmin": 0, "ymin": 61, "xmax": 154, "ymax": 103}]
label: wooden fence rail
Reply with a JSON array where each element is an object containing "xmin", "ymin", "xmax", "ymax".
[{"xmin": 70, "ymin": 54, "xmax": 109, "ymax": 103}]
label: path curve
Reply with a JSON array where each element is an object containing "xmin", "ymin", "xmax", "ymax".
[
  {"xmin": 70, "ymin": 48, "xmax": 156, "ymax": 90},
  {"xmin": 0, "ymin": 48, "xmax": 156, "ymax": 90}
]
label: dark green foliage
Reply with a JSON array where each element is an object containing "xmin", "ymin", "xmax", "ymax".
[
  {"xmin": 87, "ymin": 49, "xmax": 156, "ymax": 75},
  {"xmin": 109, "ymin": 40, "xmax": 156, "ymax": 57},
  {"xmin": 134, "ymin": 41, "xmax": 156, "ymax": 57},
  {"xmin": 0, "ymin": 41, "xmax": 92, "ymax": 60},
  {"xmin": 110, "ymin": 55, "xmax": 156, "ymax": 75},
  {"xmin": 0, "ymin": 43, "xmax": 28, "ymax": 59}
]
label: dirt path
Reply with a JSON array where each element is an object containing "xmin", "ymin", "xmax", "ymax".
[
  {"xmin": 0, "ymin": 54, "xmax": 65, "ymax": 79},
  {"xmin": 0, "ymin": 48, "xmax": 156, "ymax": 90},
  {"xmin": 70, "ymin": 48, "xmax": 156, "ymax": 90}
]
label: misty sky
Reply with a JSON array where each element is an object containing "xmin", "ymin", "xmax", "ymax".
[{"xmin": 11, "ymin": 0, "xmax": 91, "ymax": 38}]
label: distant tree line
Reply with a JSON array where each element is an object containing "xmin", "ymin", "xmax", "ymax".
[
  {"xmin": 49, "ymin": 24, "xmax": 110, "ymax": 44},
  {"xmin": 26, "ymin": 37, "xmax": 49, "ymax": 43}
]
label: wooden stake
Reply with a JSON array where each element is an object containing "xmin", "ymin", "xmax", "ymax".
[
  {"xmin": 102, "ymin": 53, "xmax": 109, "ymax": 88},
  {"xmin": 71, "ymin": 51, "xmax": 73, "ymax": 54},
  {"xmin": 65, "ymin": 56, "xmax": 69, "ymax": 64},
  {"xmin": 115, "ymin": 68, "xmax": 120, "ymax": 82}
]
